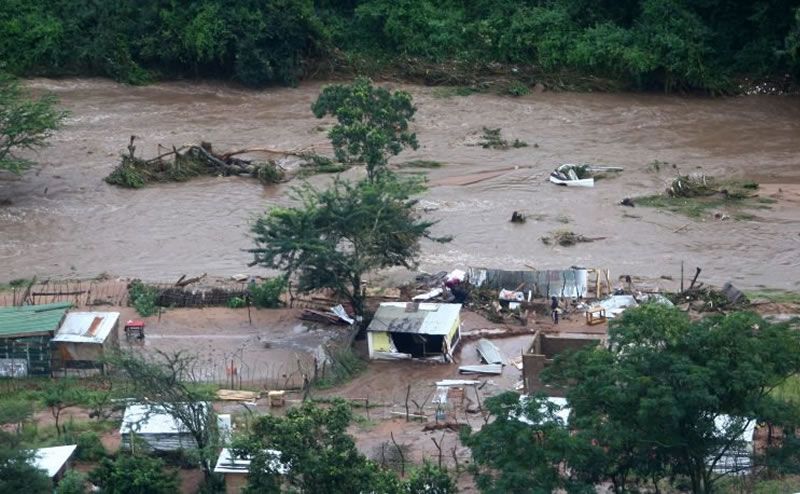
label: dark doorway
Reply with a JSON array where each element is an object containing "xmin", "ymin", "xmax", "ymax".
[{"xmin": 391, "ymin": 333, "xmax": 444, "ymax": 358}]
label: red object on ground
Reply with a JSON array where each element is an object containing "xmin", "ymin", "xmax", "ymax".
[{"xmin": 125, "ymin": 320, "xmax": 145, "ymax": 329}]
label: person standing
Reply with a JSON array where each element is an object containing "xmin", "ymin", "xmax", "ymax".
[{"xmin": 551, "ymin": 296, "xmax": 559, "ymax": 324}]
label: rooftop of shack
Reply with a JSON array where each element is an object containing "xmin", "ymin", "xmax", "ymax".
[
  {"xmin": 215, "ymin": 448, "xmax": 287, "ymax": 475},
  {"xmin": 31, "ymin": 444, "xmax": 77, "ymax": 478},
  {"xmin": 366, "ymin": 302, "xmax": 461, "ymax": 335},
  {"xmin": 0, "ymin": 302, "xmax": 72, "ymax": 338},
  {"xmin": 121, "ymin": 403, "xmax": 208, "ymax": 435},
  {"xmin": 53, "ymin": 311, "xmax": 120, "ymax": 344},
  {"xmin": 120, "ymin": 403, "xmax": 231, "ymax": 438}
]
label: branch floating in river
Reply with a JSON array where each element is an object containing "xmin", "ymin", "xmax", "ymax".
[{"xmin": 104, "ymin": 137, "xmax": 328, "ymax": 188}]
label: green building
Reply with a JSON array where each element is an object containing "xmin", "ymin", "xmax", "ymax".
[{"xmin": 0, "ymin": 302, "xmax": 71, "ymax": 376}]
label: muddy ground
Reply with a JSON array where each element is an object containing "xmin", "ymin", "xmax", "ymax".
[{"xmin": 1, "ymin": 79, "xmax": 799, "ymax": 289}]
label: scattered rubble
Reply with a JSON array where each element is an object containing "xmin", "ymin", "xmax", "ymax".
[
  {"xmin": 670, "ymin": 282, "xmax": 750, "ymax": 312},
  {"xmin": 550, "ymin": 164, "xmax": 624, "ymax": 187},
  {"xmin": 541, "ymin": 230, "xmax": 605, "ymax": 247},
  {"xmin": 300, "ymin": 305, "xmax": 354, "ymax": 325}
]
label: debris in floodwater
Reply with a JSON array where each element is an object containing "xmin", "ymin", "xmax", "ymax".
[{"xmin": 541, "ymin": 230, "xmax": 605, "ymax": 247}]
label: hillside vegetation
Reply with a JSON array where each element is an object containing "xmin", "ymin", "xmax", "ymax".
[{"xmin": 1, "ymin": 0, "xmax": 799, "ymax": 92}]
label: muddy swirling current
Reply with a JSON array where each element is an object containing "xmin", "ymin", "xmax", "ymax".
[{"xmin": 1, "ymin": 79, "xmax": 799, "ymax": 289}]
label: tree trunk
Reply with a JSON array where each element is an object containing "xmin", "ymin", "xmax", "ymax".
[{"xmin": 351, "ymin": 276, "xmax": 365, "ymax": 326}]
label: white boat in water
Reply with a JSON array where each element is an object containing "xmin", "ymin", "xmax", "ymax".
[{"xmin": 549, "ymin": 164, "xmax": 595, "ymax": 187}]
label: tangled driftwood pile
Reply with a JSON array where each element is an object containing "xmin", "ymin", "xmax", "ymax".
[
  {"xmin": 541, "ymin": 229, "xmax": 605, "ymax": 247},
  {"xmin": 105, "ymin": 136, "xmax": 311, "ymax": 188},
  {"xmin": 666, "ymin": 174, "xmax": 759, "ymax": 199}
]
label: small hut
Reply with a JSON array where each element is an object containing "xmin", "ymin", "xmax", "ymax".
[
  {"xmin": 52, "ymin": 311, "xmax": 120, "ymax": 374},
  {"xmin": 366, "ymin": 302, "xmax": 462, "ymax": 362},
  {"xmin": 30, "ymin": 444, "xmax": 77, "ymax": 484},
  {"xmin": 120, "ymin": 403, "xmax": 231, "ymax": 452},
  {"xmin": 0, "ymin": 302, "xmax": 71, "ymax": 376}
]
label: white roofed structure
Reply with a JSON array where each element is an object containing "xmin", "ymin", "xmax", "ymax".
[
  {"xmin": 52, "ymin": 311, "xmax": 120, "ymax": 373},
  {"xmin": 120, "ymin": 403, "xmax": 230, "ymax": 452},
  {"xmin": 366, "ymin": 303, "xmax": 462, "ymax": 361},
  {"xmin": 30, "ymin": 444, "xmax": 77, "ymax": 480}
]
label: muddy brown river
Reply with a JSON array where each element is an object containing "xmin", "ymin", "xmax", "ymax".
[{"xmin": 1, "ymin": 78, "xmax": 799, "ymax": 289}]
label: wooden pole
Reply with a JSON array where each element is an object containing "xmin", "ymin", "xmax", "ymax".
[
  {"xmin": 689, "ymin": 267, "xmax": 702, "ymax": 290},
  {"xmin": 680, "ymin": 261, "xmax": 685, "ymax": 292},
  {"xmin": 405, "ymin": 384, "xmax": 411, "ymax": 422}
]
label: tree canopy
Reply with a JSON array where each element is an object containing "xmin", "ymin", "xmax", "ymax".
[
  {"xmin": 89, "ymin": 455, "xmax": 179, "ymax": 494},
  {"xmin": 312, "ymin": 78, "xmax": 418, "ymax": 182},
  {"xmin": 250, "ymin": 175, "xmax": 447, "ymax": 319},
  {"xmin": 463, "ymin": 305, "xmax": 800, "ymax": 494},
  {"xmin": 0, "ymin": 442, "xmax": 51, "ymax": 494},
  {"xmin": 0, "ymin": 75, "xmax": 67, "ymax": 174},
  {"xmin": 1, "ymin": 1, "xmax": 799, "ymax": 91},
  {"xmin": 233, "ymin": 400, "xmax": 455, "ymax": 494},
  {"xmin": 110, "ymin": 350, "xmax": 219, "ymax": 479}
]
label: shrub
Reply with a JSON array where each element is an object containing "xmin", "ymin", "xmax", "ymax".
[
  {"xmin": 255, "ymin": 162, "xmax": 285, "ymax": 184},
  {"xmin": 249, "ymin": 277, "xmax": 286, "ymax": 308},
  {"xmin": 89, "ymin": 455, "xmax": 178, "ymax": 494},
  {"xmin": 505, "ymin": 81, "xmax": 530, "ymax": 96},
  {"xmin": 227, "ymin": 296, "xmax": 246, "ymax": 309},
  {"xmin": 128, "ymin": 280, "xmax": 159, "ymax": 317},
  {"xmin": 55, "ymin": 470, "xmax": 87, "ymax": 494},
  {"xmin": 75, "ymin": 431, "xmax": 106, "ymax": 461}
]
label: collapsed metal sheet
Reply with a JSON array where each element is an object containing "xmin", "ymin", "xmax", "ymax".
[
  {"xmin": 458, "ymin": 364, "xmax": 503, "ymax": 375},
  {"xmin": 467, "ymin": 267, "xmax": 589, "ymax": 298},
  {"xmin": 476, "ymin": 338, "xmax": 504, "ymax": 364}
]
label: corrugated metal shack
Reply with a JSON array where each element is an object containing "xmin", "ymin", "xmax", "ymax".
[
  {"xmin": 120, "ymin": 403, "xmax": 232, "ymax": 452},
  {"xmin": 52, "ymin": 311, "xmax": 120, "ymax": 374},
  {"xmin": 467, "ymin": 267, "xmax": 589, "ymax": 298},
  {"xmin": 0, "ymin": 302, "xmax": 71, "ymax": 377},
  {"xmin": 367, "ymin": 302, "xmax": 462, "ymax": 362}
]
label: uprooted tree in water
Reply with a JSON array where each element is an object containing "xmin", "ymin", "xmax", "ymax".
[{"xmin": 105, "ymin": 136, "xmax": 289, "ymax": 188}]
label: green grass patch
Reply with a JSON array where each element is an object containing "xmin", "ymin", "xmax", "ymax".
[
  {"xmin": 297, "ymin": 155, "xmax": 352, "ymax": 177},
  {"xmin": 745, "ymin": 289, "xmax": 800, "ymax": 304},
  {"xmin": 636, "ymin": 194, "xmax": 734, "ymax": 218},
  {"xmin": 0, "ymin": 376, "xmax": 133, "ymax": 411},
  {"xmin": 18, "ymin": 418, "xmax": 117, "ymax": 449}
]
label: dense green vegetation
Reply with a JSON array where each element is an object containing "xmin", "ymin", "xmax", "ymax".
[
  {"xmin": 462, "ymin": 304, "xmax": 800, "ymax": 494},
  {"xmin": 1, "ymin": 1, "xmax": 799, "ymax": 92},
  {"xmin": 0, "ymin": 75, "xmax": 66, "ymax": 174},
  {"xmin": 233, "ymin": 400, "xmax": 456, "ymax": 493}
]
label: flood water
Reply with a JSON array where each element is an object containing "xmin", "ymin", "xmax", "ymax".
[{"xmin": 1, "ymin": 78, "xmax": 799, "ymax": 289}]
